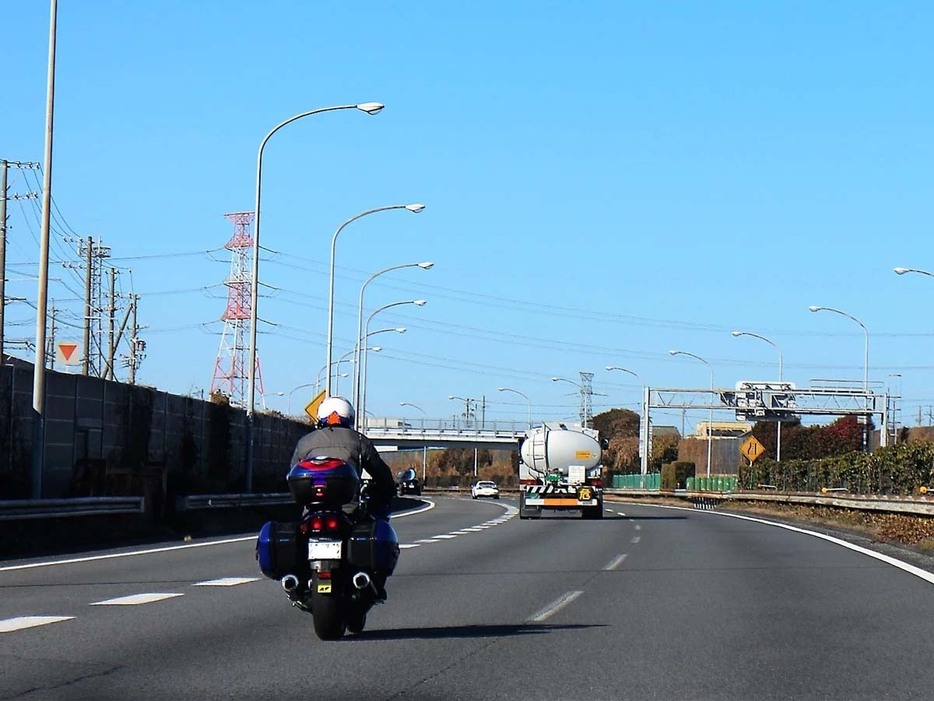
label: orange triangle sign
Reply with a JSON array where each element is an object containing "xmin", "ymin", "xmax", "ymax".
[{"xmin": 59, "ymin": 343, "xmax": 78, "ymax": 361}]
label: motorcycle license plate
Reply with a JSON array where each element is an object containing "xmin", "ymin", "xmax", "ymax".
[{"xmin": 308, "ymin": 539, "xmax": 342, "ymax": 560}]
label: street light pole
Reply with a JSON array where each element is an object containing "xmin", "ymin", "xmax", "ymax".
[
  {"xmin": 31, "ymin": 0, "xmax": 58, "ymax": 498},
  {"xmin": 325, "ymin": 204, "xmax": 425, "ymax": 398},
  {"xmin": 449, "ymin": 395, "xmax": 475, "ymax": 428},
  {"xmin": 894, "ymin": 267, "xmax": 934, "ymax": 279},
  {"xmin": 808, "ymin": 306, "xmax": 869, "ymax": 392},
  {"xmin": 668, "ymin": 350, "xmax": 714, "ymax": 478},
  {"xmin": 809, "ymin": 305, "xmax": 870, "ymax": 451},
  {"xmin": 498, "ymin": 387, "xmax": 532, "ymax": 429},
  {"xmin": 551, "ymin": 376, "xmax": 585, "ymax": 426},
  {"xmin": 246, "ymin": 101, "xmax": 383, "ymax": 492},
  {"xmin": 605, "ymin": 365, "xmax": 649, "ymax": 481},
  {"xmin": 359, "ymin": 299, "xmax": 426, "ymax": 426},
  {"xmin": 353, "ymin": 261, "xmax": 433, "ymax": 415},
  {"xmin": 287, "ymin": 382, "xmax": 315, "ymax": 415},
  {"xmin": 400, "ymin": 401, "xmax": 428, "ymax": 482},
  {"xmin": 731, "ymin": 331, "xmax": 785, "ymax": 461}
]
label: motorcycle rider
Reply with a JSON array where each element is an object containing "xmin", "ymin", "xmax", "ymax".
[{"xmin": 290, "ymin": 396, "xmax": 396, "ymax": 519}]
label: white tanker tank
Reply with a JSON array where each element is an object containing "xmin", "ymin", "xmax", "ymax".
[
  {"xmin": 519, "ymin": 424, "xmax": 602, "ymax": 479},
  {"xmin": 518, "ymin": 423, "xmax": 605, "ymax": 519}
]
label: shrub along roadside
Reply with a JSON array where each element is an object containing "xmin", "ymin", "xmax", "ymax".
[{"xmin": 738, "ymin": 441, "xmax": 934, "ymax": 495}]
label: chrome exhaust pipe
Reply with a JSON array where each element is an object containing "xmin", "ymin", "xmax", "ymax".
[
  {"xmin": 280, "ymin": 574, "xmax": 300, "ymax": 593},
  {"xmin": 352, "ymin": 572, "xmax": 372, "ymax": 590}
]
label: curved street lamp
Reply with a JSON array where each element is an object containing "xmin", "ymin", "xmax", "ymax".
[
  {"xmin": 551, "ymin": 376, "xmax": 585, "ymax": 426},
  {"xmin": 605, "ymin": 365, "xmax": 642, "ymax": 384},
  {"xmin": 358, "ymin": 299, "xmax": 426, "ymax": 426},
  {"xmin": 668, "ymin": 350, "xmax": 714, "ymax": 477},
  {"xmin": 400, "ymin": 401, "xmax": 428, "ymax": 481},
  {"xmin": 606, "ymin": 365, "xmax": 649, "ymax": 485},
  {"xmin": 808, "ymin": 305, "xmax": 868, "ymax": 391},
  {"xmin": 352, "ymin": 261, "xmax": 433, "ymax": 413},
  {"xmin": 894, "ymin": 267, "xmax": 934, "ymax": 279},
  {"xmin": 325, "ymin": 204, "xmax": 426, "ymax": 397},
  {"xmin": 498, "ymin": 387, "xmax": 532, "ymax": 429},
  {"xmin": 287, "ymin": 382, "xmax": 315, "ymax": 415},
  {"xmin": 731, "ymin": 330, "xmax": 784, "ymax": 461},
  {"xmin": 246, "ymin": 101, "xmax": 383, "ymax": 491},
  {"xmin": 449, "ymin": 394, "xmax": 476, "ymax": 428}
]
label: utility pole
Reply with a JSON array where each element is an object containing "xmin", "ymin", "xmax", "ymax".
[
  {"xmin": 107, "ymin": 266, "xmax": 116, "ymax": 380},
  {"xmin": 128, "ymin": 294, "xmax": 140, "ymax": 385},
  {"xmin": 0, "ymin": 159, "xmax": 40, "ymax": 362},
  {"xmin": 82, "ymin": 236, "xmax": 92, "ymax": 375},
  {"xmin": 0, "ymin": 160, "xmax": 6, "ymax": 363},
  {"xmin": 48, "ymin": 300, "xmax": 56, "ymax": 370},
  {"xmin": 78, "ymin": 236, "xmax": 110, "ymax": 376}
]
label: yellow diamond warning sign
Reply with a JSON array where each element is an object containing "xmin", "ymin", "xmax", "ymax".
[
  {"xmin": 740, "ymin": 435, "xmax": 766, "ymax": 462},
  {"xmin": 304, "ymin": 390, "xmax": 327, "ymax": 419}
]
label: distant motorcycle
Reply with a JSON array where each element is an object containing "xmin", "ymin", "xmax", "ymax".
[{"xmin": 256, "ymin": 457, "xmax": 400, "ymax": 640}]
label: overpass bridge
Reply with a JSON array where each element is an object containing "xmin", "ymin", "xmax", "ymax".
[{"xmin": 363, "ymin": 418, "xmax": 527, "ymax": 450}]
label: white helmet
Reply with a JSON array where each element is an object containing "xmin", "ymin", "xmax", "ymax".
[{"xmin": 316, "ymin": 396, "xmax": 355, "ymax": 427}]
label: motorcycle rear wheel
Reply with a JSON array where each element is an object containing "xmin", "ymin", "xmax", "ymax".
[
  {"xmin": 346, "ymin": 604, "xmax": 367, "ymax": 634},
  {"xmin": 310, "ymin": 573, "xmax": 346, "ymax": 640}
]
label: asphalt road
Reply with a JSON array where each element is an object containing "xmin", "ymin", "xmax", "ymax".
[{"xmin": 2, "ymin": 497, "xmax": 934, "ymax": 700}]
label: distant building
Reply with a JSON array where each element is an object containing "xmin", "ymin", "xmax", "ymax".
[{"xmin": 694, "ymin": 420, "xmax": 753, "ymax": 438}]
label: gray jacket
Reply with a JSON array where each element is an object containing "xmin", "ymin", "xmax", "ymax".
[{"xmin": 290, "ymin": 425, "xmax": 395, "ymax": 509}]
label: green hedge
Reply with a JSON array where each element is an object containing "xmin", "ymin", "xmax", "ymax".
[{"xmin": 738, "ymin": 441, "xmax": 934, "ymax": 494}]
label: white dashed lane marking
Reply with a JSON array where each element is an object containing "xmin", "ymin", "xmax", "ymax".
[
  {"xmin": 604, "ymin": 554, "xmax": 628, "ymax": 571},
  {"xmin": 0, "ymin": 616, "xmax": 74, "ymax": 633},
  {"xmin": 435, "ymin": 534, "xmax": 458, "ymax": 540},
  {"xmin": 193, "ymin": 577, "xmax": 258, "ymax": 587},
  {"xmin": 529, "ymin": 591, "xmax": 584, "ymax": 623},
  {"xmin": 90, "ymin": 593, "xmax": 184, "ymax": 606}
]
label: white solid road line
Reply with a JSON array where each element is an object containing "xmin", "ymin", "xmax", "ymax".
[
  {"xmin": 616, "ymin": 501, "xmax": 934, "ymax": 587},
  {"xmin": 193, "ymin": 577, "xmax": 258, "ymax": 587},
  {"xmin": 90, "ymin": 593, "xmax": 184, "ymax": 606},
  {"xmin": 529, "ymin": 591, "xmax": 584, "ymax": 623},
  {"xmin": 0, "ymin": 616, "xmax": 74, "ymax": 633}
]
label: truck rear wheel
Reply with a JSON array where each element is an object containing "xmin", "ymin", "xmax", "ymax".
[{"xmin": 581, "ymin": 503, "xmax": 603, "ymax": 519}]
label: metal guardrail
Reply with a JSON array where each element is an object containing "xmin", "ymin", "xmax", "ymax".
[
  {"xmin": 5, "ymin": 488, "xmax": 934, "ymax": 521},
  {"xmin": 174, "ymin": 493, "xmax": 294, "ymax": 510},
  {"xmin": 604, "ymin": 488, "xmax": 934, "ymax": 517},
  {"xmin": 0, "ymin": 496, "xmax": 144, "ymax": 520}
]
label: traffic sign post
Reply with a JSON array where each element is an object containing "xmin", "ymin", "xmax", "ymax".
[
  {"xmin": 55, "ymin": 341, "xmax": 81, "ymax": 366},
  {"xmin": 741, "ymin": 435, "xmax": 766, "ymax": 463}
]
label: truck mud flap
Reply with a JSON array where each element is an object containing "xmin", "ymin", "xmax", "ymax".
[{"xmin": 518, "ymin": 491, "xmax": 541, "ymax": 520}]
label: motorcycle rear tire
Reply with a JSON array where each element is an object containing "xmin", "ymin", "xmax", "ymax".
[
  {"xmin": 346, "ymin": 604, "xmax": 367, "ymax": 634},
  {"xmin": 311, "ymin": 575, "xmax": 346, "ymax": 641}
]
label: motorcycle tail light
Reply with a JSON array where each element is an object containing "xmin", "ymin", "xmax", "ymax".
[
  {"xmin": 318, "ymin": 570, "xmax": 331, "ymax": 580},
  {"xmin": 313, "ymin": 485, "xmax": 326, "ymax": 499},
  {"xmin": 325, "ymin": 515, "xmax": 339, "ymax": 531},
  {"xmin": 590, "ymin": 479, "xmax": 603, "ymax": 488},
  {"xmin": 310, "ymin": 516, "xmax": 324, "ymax": 532}
]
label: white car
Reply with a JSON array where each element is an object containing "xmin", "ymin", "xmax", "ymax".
[{"xmin": 471, "ymin": 480, "xmax": 500, "ymax": 499}]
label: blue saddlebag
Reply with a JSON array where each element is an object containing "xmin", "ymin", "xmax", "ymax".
[
  {"xmin": 256, "ymin": 521, "xmax": 302, "ymax": 580},
  {"xmin": 346, "ymin": 518, "xmax": 400, "ymax": 575}
]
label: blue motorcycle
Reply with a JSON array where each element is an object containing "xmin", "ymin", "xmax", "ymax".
[{"xmin": 256, "ymin": 457, "xmax": 400, "ymax": 640}]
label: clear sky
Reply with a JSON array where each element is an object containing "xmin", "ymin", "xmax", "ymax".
[{"xmin": 3, "ymin": 1, "xmax": 933, "ymax": 433}]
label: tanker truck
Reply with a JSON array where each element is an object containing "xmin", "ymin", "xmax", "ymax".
[{"xmin": 517, "ymin": 422, "xmax": 605, "ymax": 519}]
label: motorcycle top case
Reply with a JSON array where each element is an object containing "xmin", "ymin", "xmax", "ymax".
[
  {"xmin": 346, "ymin": 517, "xmax": 400, "ymax": 575},
  {"xmin": 256, "ymin": 521, "xmax": 303, "ymax": 580},
  {"xmin": 287, "ymin": 457, "xmax": 360, "ymax": 507}
]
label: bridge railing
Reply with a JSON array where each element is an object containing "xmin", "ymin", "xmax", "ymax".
[{"xmin": 363, "ymin": 417, "xmax": 528, "ymax": 436}]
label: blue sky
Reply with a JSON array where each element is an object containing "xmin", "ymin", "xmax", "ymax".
[{"xmin": 3, "ymin": 1, "xmax": 933, "ymax": 432}]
